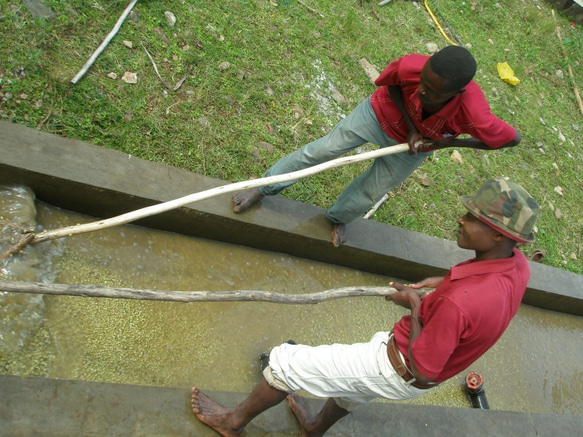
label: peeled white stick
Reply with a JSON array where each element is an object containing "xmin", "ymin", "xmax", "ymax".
[
  {"xmin": 0, "ymin": 280, "xmax": 431, "ymax": 304},
  {"xmin": 31, "ymin": 143, "xmax": 409, "ymax": 244},
  {"xmin": 70, "ymin": 0, "xmax": 139, "ymax": 84}
]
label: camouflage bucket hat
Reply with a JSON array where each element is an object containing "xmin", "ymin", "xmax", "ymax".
[{"xmin": 460, "ymin": 178, "xmax": 539, "ymax": 244}]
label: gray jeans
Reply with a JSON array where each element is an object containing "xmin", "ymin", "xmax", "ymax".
[{"xmin": 259, "ymin": 97, "xmax": 432, "ymax": 224}]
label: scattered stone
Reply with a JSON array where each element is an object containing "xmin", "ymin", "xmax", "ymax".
[
  {"xmin": 331, "ymin": 90, "xmax": 348, "ymax": 106},
  {"xmin": 417, "ymin": 173, "xmax": 433, "ymax": 187},
  {"xmin": 425, "ymin": 42, "xmax": 439, "ymax": 54},
  {"xmin": 555, "ymin": 208, "xmax": 562, "ymax": 220},
  {"xmin": 124, "ymin": 111, "xmax": 134, "ymax": 123},
  {"xmin": 558, "ymin": 131, "xmax": 565, "ymax": 142},
  {"xmin": 552, "ymin": 162, "xmax": 559, "ymax": 172},
  {"xmin": 251, "ymin": 148, "xmax": 265, "ymax": 166},
  {"xmin": 121, "ymin": 72, "xmax": 137, "ymax": 84},
  {"xmin": 257, "ymin": 141, "xmax": 274, "ymax": 154},
  {"xmin": 570, "ymin": 253, "xmax": 578, "ymax": 260},
  {"xmin": 293, "ymin": 104, "xmax": 304, "ymax": 119},
  {"xmin": 536, "ymin": 141, "xmax": 544, "ymax": 148},
  {"xmin": 198, "ymin": 117, "xmax": 210, "ymax": 127},
  {"xmin": 236, "ymin": 70, "xmax": 247, "ymax": 80},
  {"xmin": 218, "ymin": 61, "xmax": 230, "ymax": 70},
  {"xmin": 164, "ymin": 11, "xmax": 176, "ymax": 27},
  {"xmin": 556, "ymin": 69, "xmax": 564, "ymax": 79},
  {"xmin": 573, "ymin": 123, "xmax": 580, "ymax": 131},
  {"xmin": 358, "ymin": 58, "xmax": 380, "ymax": 85},
  {"xmin": 264, "ymin": 86, "xmax": 274, "ymax": 96},
  {"xmin": 107, "ymin": 72, "xmax": 118, "ymax": 80},
  {"xmin": 22, "ymin": 0, "xmax": 55, "ymax": 19},
  {"xmin": 123, "ymin": 40, "xmax": 133, "ymax": 49},
  {"xmin": 450, "ymin": 150, "xmax": 463, "ymax": 164},
  {"xmin": 554, "ymin": 186, "xmax": 563, "ymax": 196}
]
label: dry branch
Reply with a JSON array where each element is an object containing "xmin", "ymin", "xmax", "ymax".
[
  {"xmin": 70, "ymin": 0, "xmax": 139, "ymax": 84},
  {"xmin": 29, "ymin": 143, "xmax": 409, "ymax": 245},
  {"xmin": 0, "ymin": 280, "xmax": 430, "ymax": 304},
  {"xmin": 552, "ymin": 9, "xmax": 583, "ymax": 115}
]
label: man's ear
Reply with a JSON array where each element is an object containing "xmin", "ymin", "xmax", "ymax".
[{"xmin": 492, "ymin": 232, "xmax": 505, "ymax": 242}]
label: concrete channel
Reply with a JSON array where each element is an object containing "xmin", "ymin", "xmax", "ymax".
[{"xmin": 1, "ymin": 120, "xmax": 582, "ymax": 435}]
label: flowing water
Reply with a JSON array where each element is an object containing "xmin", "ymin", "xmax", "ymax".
[{"xmin": 1, "ymin": 185, "xmax": 582, "ymax": 416}]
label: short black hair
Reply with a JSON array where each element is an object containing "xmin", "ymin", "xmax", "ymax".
[{"xmin": 430, "ymin": 46, "xmax": 477, "ymax": 91}]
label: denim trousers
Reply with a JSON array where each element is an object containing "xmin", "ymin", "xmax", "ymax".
[{"xmin": 259, "ymin": 97, "xmax": 432, "ymax": 224}]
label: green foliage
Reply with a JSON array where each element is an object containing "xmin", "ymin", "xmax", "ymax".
[{"xmin": 0, "ymin": 0, "xmax": 581, "ymax": 273}]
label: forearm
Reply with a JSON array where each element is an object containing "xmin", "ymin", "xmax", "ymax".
[{"xmin": 432, "ymin": 131, "xmax": 521, "ymax": 151}]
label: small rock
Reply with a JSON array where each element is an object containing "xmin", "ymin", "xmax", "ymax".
[
  {"xmin": 198, "ymin": 117, "xmax": 210, "ymax": 127},
  {"xmin": 450, "ymin": 150, "xmax": 463, "ymax": 164},
  {"xmin": 417, "ymin": 173, "xmax": 433, "ymax": 187},
  {"xmin": 558, "ymin": 131, "xmax": 565, "ymax": 142},
  {"xmin": 554, "ymin": 208, "xmax": 562, "ymax": 220},
  {"xmin": 425, "ymin": 42, "xmax": 439, "ymax": 54},
  {"xmin": 293, "ymin": 104, "xmax": 304, "ymax": 119},
  {"xmin": 257, "ymin": 141, "xmax": 274, "ymax": 154},
  {"xmin": 536, "ymin": 141, "xmax": 544, "ymax": 148},
  {"xmin": 358, "ymin": 58, "xmax": 380, "ymax": 85},
  {"xmin": 121, "ymin": 71, "xmax": 137, "ymax": 84},
  {"xmin": 570, "ymin": 253, "xmax": 578, "ymax": 260},
  {"xmin": 251, "ymin": 148, "xmax": 265, "ymax": 166},
  {"xmin": 107, "ymin": 72, "xmax": 118, "ymax": 80},
  {"xmin": 124, "ymin": 111, "xmax": 133, "ymax": 123},
  {"xmin": 165, "ymin": 11, "xmax": 176, "ymax": 26},
  {"xmin": 331, "ymin": 90, "xmax": 348, "ymax": 106},
  {"xmin": 556, "ymin": 69, "xmax": 564, "ymax": 79},
  {"xmin": 554, "ymin": 186, "xmax": 563, "ymax": 196},
  {"xmin": 264, "ymin": 86, "xmax": 274, "ymax": 96},
  {"xmin": 218, "ymin": 61, "xmax": 230, "ymax": 70},
  {"xmin": 123, "ymin": 40, "xmax": 133, "ymax": 49},
  {"xmin": 573, "ymin": 124, "xmax": 579, "ymax": 131}
]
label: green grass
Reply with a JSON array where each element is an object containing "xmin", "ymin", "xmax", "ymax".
[{"xmin": 1, "ymin": 0, "xmax": 581, "ymax": 274}]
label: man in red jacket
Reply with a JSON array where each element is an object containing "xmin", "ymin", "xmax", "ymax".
[
  {"xmin": 193, "ymin": 177, "xmax": 539, "ymax": 437},
  {"xmin": 232, "ymin": 46, "xmax": 521, "ymax": 246}
]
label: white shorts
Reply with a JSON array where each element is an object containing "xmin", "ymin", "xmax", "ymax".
[{"xmin": 263, "ymin": 331, "xmax": 430, "ymax": 410}]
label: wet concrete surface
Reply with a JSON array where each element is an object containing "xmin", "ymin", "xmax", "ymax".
[
  {"xmin": 0, "ymin": 120, "xmax": 581, "ymax": 316},
  {"xmin": 1, "ymin": 121, "xmax": 583, "ymax": 434},
  {"xmin": 2, "ymin": 375, "xmax": 582, "ymax": 436}
]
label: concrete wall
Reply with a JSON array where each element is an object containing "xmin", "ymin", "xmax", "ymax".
[{"xmin": 1, "ymin": 120, "xmax": 582, "ymax": 315}]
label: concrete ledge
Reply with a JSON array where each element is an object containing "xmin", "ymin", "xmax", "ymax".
[
  {"xmin": 1, "ymin": 375, "xmax": 582, "ymax": 436},
  {"xmin": 1, "ymin": 120, "xmax": 582, "ymax": 315}
]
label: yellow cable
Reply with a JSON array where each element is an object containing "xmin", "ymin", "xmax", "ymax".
[{"xmin": 424, "ymin": 0, "xmax": 459, "ymax": 46}]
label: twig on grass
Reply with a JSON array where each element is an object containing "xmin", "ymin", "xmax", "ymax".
[
  {"xmin": 297, "ymin": 0, "xmax": 324, "ymax": 17},
  {"xmin": 70, "ymin": 0, "xmax": 139, "ymax": 84},
  {"xmin": 140, "ymin": 41, "xmax": 192, "ymax": 91},
  {"xmin": 552, "ymin": 9, "xmax": 583, "ymax": 116}
]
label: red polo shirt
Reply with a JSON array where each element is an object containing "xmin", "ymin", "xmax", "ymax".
[
  {"xmin": 392, "ymin": 248, "xmax": 529, "ymax": 383},
  {"xmin": 370, "ymin": 54, "xmax": 517, "ymax": 148}
]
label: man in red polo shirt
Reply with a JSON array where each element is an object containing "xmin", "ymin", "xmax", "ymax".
[
  {"xmin": 192, "ymin": 178, "xmax": 539, "ymax": 436},
  {"xmin": 232, "ymin": 46, "xmax": 521, "ymax": 246}
]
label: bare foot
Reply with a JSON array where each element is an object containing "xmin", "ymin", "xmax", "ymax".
[
  {"xmin": 331, "ymin": 223, "xmax": 347, "ymax": 248},
  {"xmin": 191, "ymin": 387, "xmax": 242, "ymax": 437},
  {"xmin": 232, "ymin": 188, "xmax": 264, "ymax": 213},
  {"xmin": 287, "ymin": 394, "xmax": 315, "ymax": 436}
]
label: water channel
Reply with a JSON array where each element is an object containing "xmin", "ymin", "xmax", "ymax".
[{"xmin": 1, "ymin": 185, "xmax": 582, "ymax": 416}]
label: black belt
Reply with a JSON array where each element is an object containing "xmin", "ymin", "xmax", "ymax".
[{"xmin": 387, "ymin": 335, "xmax": 437, "ymax": 390}]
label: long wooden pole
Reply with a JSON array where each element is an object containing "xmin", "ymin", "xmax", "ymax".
[
  {"xmin": 70, "ymin": 0, "xmax": 139, "ymax": 84},
  {"xmin": 552, "ymin": 9, "xmax": 583, "ymax": 115},
  {"xmin": 30, "ymin": 144, "xmax": 409, "ymax": 244},
  {"xmin": 0, "ymin": 280, "xmax": 429, "ymax": 304}
]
